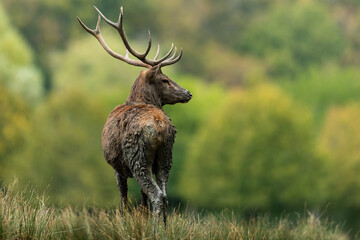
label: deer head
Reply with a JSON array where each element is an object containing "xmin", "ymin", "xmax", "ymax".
[{"xmin": 77, "ymin": 7, "xmax": 192, "ymax": 108}]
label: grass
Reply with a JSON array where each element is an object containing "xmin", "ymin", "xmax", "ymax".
[{"xmin": 0, "ymin": 181, "xmax": 349, "ymax": 240}]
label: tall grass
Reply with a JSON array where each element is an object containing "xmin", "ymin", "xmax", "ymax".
[{"xmin": 0, "ymin": 181, "xmax": 349, "ymax": 240}]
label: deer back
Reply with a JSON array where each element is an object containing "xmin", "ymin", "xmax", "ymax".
[{"xmin": 102, "ymin": 104, "xmax": 176, "ymax": 170}]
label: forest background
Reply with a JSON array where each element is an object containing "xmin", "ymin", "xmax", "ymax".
[{"xmin": 1, "ymin": 0, "xmax": 360, "ymax": 234}]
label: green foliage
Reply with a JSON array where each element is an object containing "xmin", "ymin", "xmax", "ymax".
[
  {"xmin": 195, "ymin": 41, "xmax": 268, "ymax": 86},
  {"xmin": 1, "ymin": 0, "xmax": 354, "ymax": 84},
  {"xmin": 8, "ymin": 91, "xmax": 117, "ymax": 205},
  {"xmin": 280, "ymin": 67, "xmax": 360, "ymax": 124},
  {"xmin": 8, "ymin": 38, "xmax": 164, "ymax": 201},
  {"xmin": 318, "ymin": 103, "xmax": 360, "ymax": 228},
  {"xmin": 180, "ymin": 85, "xmax": 323, "ymax": 210},
  {"xmin": 0, "ymin": 86, "xmax": 29, "ymax": 179},
  {"xmin": 237, "ymin": 1, "xmax": 345, "ymax": 78},
  {"xmin": 0, "ymin": 3, "xmax": 43, "ymax": 103},
  {"xmin": 319, "ymin": 103, "xmax": 360, "ymax": 208},
  {"xmin": 1, "ymin": 0, "xmax": 154, "ymax": 52},
  {"xmin": 164, "ymin": 75, "xmax": 226, "ymax": 199},
  {"xmin": 0, "ymin": 181, "xmax": 347, "ymax": 240},
  {"xmin": 50, "ymin": 31, "xmax": 145, "ymax": 110}
]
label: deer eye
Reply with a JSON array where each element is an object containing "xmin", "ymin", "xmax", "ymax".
[{"xmin": 162, "ymin": 79, "xmax": 169, "ymax": 83}]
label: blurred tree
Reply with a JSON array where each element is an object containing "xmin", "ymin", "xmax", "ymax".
[
  {"xmin": 4, "ymin": 0, "xmax": 360, "ymax": 87},
  {"xmin": 180, "ymin": 84, "xmax": 324, "ymax": 211},
  {"xmin": 0, "ymin": 85, "xmax": 29, "ymax": 181},
  {"xmin": 318, "ymin": 103, "xmax": 360, "ymax": 226},
  {"xmin": 2, "ymin": 0, "xmax": 154, "ymax": 91},
  {"xmin": 10, "ymin": 90, "xmax": 119, "ymax": 205},
  {"xmin": 164, "ymin": 75, "xmax": 226, "ymax": 201},
  {"xmin": 319, "ymin": 104, "xmax": 360, "ymax": 208},
  {"xmin": 281, "ymin": 66, "xmax": 360, "ymax": 125},
  {"xmin": 1, "ymin": 0, "xmax": 154, "ymax": 52},
  {"xmin": 50, "ymin": 31, "xmax": 140, "ymax": 110},
  {"xmin": 327, "ymin": 1, "xmax": 360, "ymax": 68},
  {"xmin": 3, "ymin": 0, "xmax": 275, "ymax": 87},
  {"xmin": 148, "ymin": 0, "xmax": 271, "ymax": 85},
  {"xmin": 203, "ymin": 0, "xmax": 274, "ymax": 46},
  {"xmin": 0, "ymin": 2, "xmax": 43, "ymax": 103},
  {"xmin": 198, "ymin": 41, "xmax": 267, "ymax": 86},
  {"xmin": 236, "ymin": 1, "xmax": 345, "ymax": 78}
]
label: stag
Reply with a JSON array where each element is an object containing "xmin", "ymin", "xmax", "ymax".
[{"xmin": 77, "ymin": 7, "xmax": 192, "ymax": 225}]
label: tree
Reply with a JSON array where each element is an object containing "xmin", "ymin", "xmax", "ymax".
[
  {"xmin": 0, "ymin": 85, "xmax": 29, "ymax": 181},
  {"xmin": 50, "ymin": 31, "xmax": 141, "ymax": 109},
  {"xmin": 280, "ymin": 67, "xmax": 360, "ymax": 124},
  {"xmin": 0, "ymin": 2, "xmax": 41, "ymax": 183},
  {"xmin": 2, "ymin": 0, "xmax": 154, "ymax": 52},
  {"xmin": 319, "ymin": 104, "xmax": 360, "ymax": 208},
  {"xmin": 180, "ymin": 84, "xmax": 324, "ymax": 211},
  {"xmin": 164, "ymin": 75, "xmax": 226, "ymax": 201},
  {"xmin": 236, "ymin": 1, "xmax": 345, "ymax": 78},
  {"xmin": 318, "ymin": 103, "xmax": 360, "ymax": 227},
  {"xmin": 0, "ymin": 2, "xmax": 43, "ymax": 103},
  {"xmin": 10, "ymin": 91, "xmax": 118, "ymax": 205}
]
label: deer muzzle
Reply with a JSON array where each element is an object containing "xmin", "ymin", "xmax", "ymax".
[{"xmin": 181, "ymin": 89, "xmax": 192, "ymax": 103}]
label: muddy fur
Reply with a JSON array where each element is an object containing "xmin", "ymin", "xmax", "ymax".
[{"xmin": 102, "ymin": 67, "xmax": 192, "ymax": 225}]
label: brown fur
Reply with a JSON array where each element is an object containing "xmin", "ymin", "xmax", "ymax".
[
  {"xmin": 78, "ymin": 6, "xmax": 189, "ymax": 227},
  {"xmin": 102, "ymin": 67, "xmax": 192, "ymax": 225}
]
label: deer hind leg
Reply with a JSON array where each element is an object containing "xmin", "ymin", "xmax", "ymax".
[
  {"xmin": 123, "ymin": 130, "xmax": 165, "ymax": 224},
  {"xmin": 131, "ymin": 165, "xmax": 164, "ymax": 218},
  {"xmin": 155, "ymin": 169, "xmax": 170, "ymax": 227},
  {"xmin": 115, "ymin": 171, "xmax": 128, "ymax": 214},
  {"xmin": 154, "ymin": 142, "xmax": 173, "ymax": 227},
  {"xmin": 141, "ymin": 189, "xmax": 149, "ymax": 212},
  {"xmin": 124, "ymin": 153, "xmax": 164, "ymax": 216}
]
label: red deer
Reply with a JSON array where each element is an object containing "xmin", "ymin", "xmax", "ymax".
[{"xmin": 77, "ymin": 7, "xmax": 192, "ymax": 225}]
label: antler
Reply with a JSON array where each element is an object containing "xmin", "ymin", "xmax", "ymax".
[{"xmin": 77, "ymin": 6, "xmax": 183, "ymax": 68}]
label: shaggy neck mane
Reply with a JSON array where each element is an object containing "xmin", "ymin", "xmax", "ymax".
[{"xmin": 126, "ymin": 75, "xmax": 162, "ymax": 109}]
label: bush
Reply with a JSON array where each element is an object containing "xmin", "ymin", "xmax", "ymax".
[
  {"xmin": 237, "ymin": 2, "xmax": 345, "ymax": 78},
  {"xmin": 8, "ymin": 90, "xmax": 119, "ymax": 206},
  {"xmin": 0, "ymin": 3, "xmax": 43, "ymax": 104},
  {"xmin": 180, "ymin": 84, "xmax": 324, "ymax": 211},
  {"xmin": 0, "ymin": 85, "xmax": 29, "ymax": 180},
  {"xmin": 164, "ymin": 75, "xmax": 226, "ymax": 200},
  {"xmin": 280, "ymin": 67, "xmax": 360, "ymax": 125},
  {"xmin": 319, "ymin": 103, "xmax": 360, "ymax": 208}
]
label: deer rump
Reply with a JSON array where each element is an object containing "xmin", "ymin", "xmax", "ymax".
[{"xmin": 102, "ymin": 104, "xmax": 176, "ymax": 179}]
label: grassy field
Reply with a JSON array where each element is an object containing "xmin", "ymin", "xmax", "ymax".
[{"xmin": 0, "ymin": 181, "xmax": 349, "ymax": 240}]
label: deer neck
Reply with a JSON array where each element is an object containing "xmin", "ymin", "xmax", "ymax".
[{"xmin": 126, "ymin": 78, "xmax": 162, "ymax": 109}]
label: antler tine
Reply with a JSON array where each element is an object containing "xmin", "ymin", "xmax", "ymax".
[
  {"xmin": 160, "ymin": 48, "xmax": 183, "ymax": 67},
  {"xmin": 153, "ymin": 43, "xmax": 175, "ymax": 65},
  {"xmin": 168, "ymin": 47, "xmax": 178, "ymax": 61},
  {"xmin": 144, "ymin": 30, "xmax": 152, "ymax": 59},
  {"xmin": 93, "ymin": 6, "xmax": 116, "ymax": 28},
  {"xmin": 77, "ymin": 15, "xmax": 101, "ymax": 37},
  {"xmin": 94, "ymin": 6, "xmax": 152, "ymax": 60},
  {"xmin": 153, "ymin": 44, "xmax": 160, "ymax": 60},
  {"xmin": 77, "ymin": 12, "xmax": 150, "ymax": 68}
]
